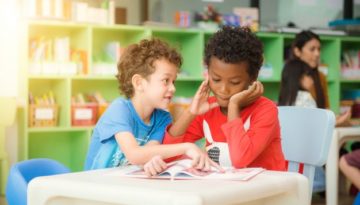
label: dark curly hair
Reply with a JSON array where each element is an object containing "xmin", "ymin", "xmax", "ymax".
[
  {"xmin": 116, "ymin": 38, "xmax": 182, "ymax": 98},
  {"xmin": 205, "ymin": 26, "xmax": 263, "ymax": 79}
]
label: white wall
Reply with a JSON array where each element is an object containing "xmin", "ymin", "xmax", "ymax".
[{"xmin": 0, "ymin": 0, "xmax": 22, "ymax": 166}]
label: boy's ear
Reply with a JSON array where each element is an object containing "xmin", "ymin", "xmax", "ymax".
[{"xmin": 131, "ymin": 74, "xmax": 145, "ymax": 92}]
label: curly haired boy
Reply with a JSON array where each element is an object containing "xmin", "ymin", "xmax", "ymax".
[
  {"xmin": 85, "ymin": 39, "xmax": 221, "ymax": 175},
  {"xmin": 163, "ymin": 26, "xmax": 286, "ymax": 171}
]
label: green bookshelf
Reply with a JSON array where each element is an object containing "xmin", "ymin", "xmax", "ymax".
[{"xmin": 19, "ymin": 20, "xmax": 360, "ymax": 174}]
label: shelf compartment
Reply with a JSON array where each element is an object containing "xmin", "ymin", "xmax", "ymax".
[
  {"xmin": 151, "ymin": 29, "xmax": 204, "ymax": 78},
  {"xmin": 71, "ymin": 78, "xmax": 119, "ymax": 103},
  {"xmin": 28, "ymin": 130, "xmax": 90, "ymax": 171},
  {"xmin": 28, "ymin": 78, "xmax": 70, "ymax": 127}
]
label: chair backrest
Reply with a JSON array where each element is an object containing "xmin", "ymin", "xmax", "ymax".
[
  {"xmin": 278, "ymin": 106, "xmax": 335, "ymax": 194},
  {"xmin": 6, "ymin": 158, "xmax": 70, "ymax": 205}
]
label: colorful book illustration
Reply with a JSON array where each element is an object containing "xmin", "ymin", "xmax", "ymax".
[{"xmin": 111, "ymin": 159, "xmax": 264, "ymax": 181}]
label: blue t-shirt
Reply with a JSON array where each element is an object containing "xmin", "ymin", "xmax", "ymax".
[{"xmin": 85, "ymin": 98, "xmax": 172, "ymax": 170}]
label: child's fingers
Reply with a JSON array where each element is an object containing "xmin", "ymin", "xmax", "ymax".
[
  {"xmin": 195, "ymin": 155, "xmax": 205, "ymax": 170},
  {"xmin": 194, "ymin": 80, "xmax": 208, "ymax": 97},
  {"xmin": 152, "ymin": 159, "xmax": 165, "ymax": 173},
  {"xmin": 191, "ymin": 156, "xmax": 200, "ymax": 167},
  {"xmin": 203, "ymin": 158, "xmax": 211, "ymax": 171},
  {"xmin": 209, "ymin": 159, "xmax": 225, "ymax": 173}
]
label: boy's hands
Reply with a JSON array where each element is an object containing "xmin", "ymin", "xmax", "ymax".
[
  {"xmin": 189, "ymin": 79, "xmax": 219, "ymax": 115},
  {"xmin": 185, "ymin": 143, "xmax": 224, "ymax": 172},
  {"xmin": 143, "ymin": 155, "xmax": 167, "ymax": 177},
  {"xmin": 229, "ymin": 81, "xmax": 264, "ymax": 110},
  {"xmin": 143, "ymin": 144, "xmax": 224, "ymax": 177}
]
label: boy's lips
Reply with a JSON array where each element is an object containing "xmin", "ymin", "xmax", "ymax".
[{"xmin": 216, "ymin": 94, "xmax": 230, "ymax": 101}]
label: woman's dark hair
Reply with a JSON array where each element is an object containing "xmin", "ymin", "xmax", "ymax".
[
  {"xmin": 290, "ymin": 30, "xmax": 325, "ymax": 108},
  {"xmin": 278, "ymin": 59, "xmax": 312, "ymax": 106},
  {"xmin": 291, "ymin": 30, "xmax": 320, "ymax": 60},
  {"xmin": 204, "ymin": 26, "xmax": 263, "ymax": 79}
]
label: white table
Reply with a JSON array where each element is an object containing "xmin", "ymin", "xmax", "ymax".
[
  {"xmin": 326, "ymin": 127, "xmax": 360, "ymax": 205},
  {"xmin": 28, "ymin": 168, "xmax": 309, "ymax": 205}
]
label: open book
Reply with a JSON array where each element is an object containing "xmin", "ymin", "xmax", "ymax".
[{"xmin": 113, "ymin": 159, "xmax": 264, "ymax": 181}]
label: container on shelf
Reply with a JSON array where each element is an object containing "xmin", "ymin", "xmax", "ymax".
[
  {"xmin": 71, "ymin": 103, "xmax": 98, "ymax": 126},
  {"xmin": 29, "ymin": 104, "xmax": 59, "ymax": 127}
]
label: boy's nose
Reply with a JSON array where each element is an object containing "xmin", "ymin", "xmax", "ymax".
[
  {"xmin": 169, "ymin": 83, "xmax": 176, "ymax": 92},
  {"xmin": 220, "ymin": 84, "xmax": 229, "ymax": 93}
]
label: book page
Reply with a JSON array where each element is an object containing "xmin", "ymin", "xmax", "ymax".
[{"xmin": 203, "ymin": 167, "xmax": 264, "ymax": 180}]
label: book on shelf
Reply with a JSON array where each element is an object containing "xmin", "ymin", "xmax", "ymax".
[{"xmin": 111, "ymin": 159, "xmax": 264, "ymax": 181}]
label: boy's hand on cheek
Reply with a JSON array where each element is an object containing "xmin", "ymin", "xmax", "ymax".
[
  {"xmin": 190, "ymin": 79, "xmax": 219, "ymax": 115},
  {"xmin": 229, "ymin": 81, "xmax": 264, "ymax": 109}
]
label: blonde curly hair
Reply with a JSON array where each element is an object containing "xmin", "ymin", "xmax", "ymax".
[{"xmin": 116, "ymin": 38, "xmax": 182, "ymax": 98}]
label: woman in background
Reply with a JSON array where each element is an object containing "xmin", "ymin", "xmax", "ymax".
[{"xmin": 288, "ymin": 30, "xmax": 351, "ymax": 126}]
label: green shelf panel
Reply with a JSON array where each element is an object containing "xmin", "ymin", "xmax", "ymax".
[
  {"xmin": 177, "ymin": 76, "xmax": 204, "ymax": 81},
  {"xmin": 28, "ymin": 78, "xmax": 70, "ymax": 127},
  {"xmin": 320, "ymin": 38, "xmax": 340, "ymax": 81},
  {"xmin": 151, "ymin": 30, "xmax": 204, "ymax": 78},
  {"xmin": 261, "ymin": 82, "xmax": 281, "ymax": 102},
  {"xmin": 204, "ymin": 31, "xmax": 214, "ymax": 46},
  {"xmin": 340, "ymin": 79, "xmax": 360, "ymax": 83},
  {"xmin": 28, "ymin": 130, "xmax": 90, "ymax": 171},
  {"xmin": 92, "ymin": 26, "xmax": 150, "ymax": 62},
  {"xmin": 28, "ymin": 127, "xmax": 92, "ymax": 133},
  {"xmin": 258, "ymin": 36, "xmax": 283, "ymax": 81},
  {"xmin": 28, "ymin": 75, "xmax": 68, "ymax": 80},
  {"xmin": 259, "ymin": 79, "xmax": 280, "ymax": 83},
  {"xmin": 72, "ymin": 75, "xmax": 116, "ymax": 80},
  {"xmin": 327, "ymin": 81, "xmax": 340, "ymax": 112},
  {"xmin": 71, "ymin": 78, "xmax": 120, "ymax": 102},
  {"xmin": 341, "ymin": 36, "xmax": 360, "ymax": 43},
  {"xmin": 256, "ymin": 32, "xmax": 281, "ymax": 38},
  {"xmin": 174, "ymin": 81, "xmax": 202, "ymax": 97}
]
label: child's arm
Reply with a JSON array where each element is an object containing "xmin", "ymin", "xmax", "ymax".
[
  {"xmin": 115, "ymin": 132, "xmax": 221, "ymax": 171},
  {"xmin": 169, "ymin": 79, "xmax": 218, "ymax": 137}
]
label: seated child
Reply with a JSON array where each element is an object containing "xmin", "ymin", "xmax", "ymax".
[
  {"xmin": 85, "ymin": 39, "xmax": 220, "ymax": 175},
  {"xmin": 163, "ymin": 26, "xmax": 286, "ymax": 171},
  {"xmin": 278, "ymin": 58, "xmax": 316, "ymax": 108},
  {"xmin": 339, "ymin": 149, "xmax": 360, "ymax": 192}
]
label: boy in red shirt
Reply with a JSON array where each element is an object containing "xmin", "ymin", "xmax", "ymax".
[{"xmin": 144, "ymin": 27, "xmax": 285, "ymax": 175}]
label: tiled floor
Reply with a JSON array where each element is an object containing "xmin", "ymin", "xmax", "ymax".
[{"xmin": 0, "ymin": 194, "xmax": 356, "ymax": 205}]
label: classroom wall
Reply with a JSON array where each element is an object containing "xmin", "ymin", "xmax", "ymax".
[
  {"xmin": 147, "ymin": 0, "xmax": 360, "ymax": 29},
  {"xmin": 0, "ymin": 0, "xmax": 22, "ymax": 167}
]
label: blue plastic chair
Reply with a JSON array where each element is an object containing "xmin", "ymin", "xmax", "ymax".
[
  {"xmin": 6, "ymin": 158, "xmax": 70, "ymax": 205},
  {"xmin": 278, "ymin": 106, "xmax": 335, "ymax": 195}
]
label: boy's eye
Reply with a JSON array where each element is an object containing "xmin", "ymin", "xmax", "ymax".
[
  {"xmin": 212, "ymin": 78, "xmax": 220, "ymax": 82},
  {"xmin": 163, "ymin": 79, "xmax": 169, "ymax": 84},
  {"xmin": 230, "ymin": 81, "xmax": 240, "ymax": 85}
]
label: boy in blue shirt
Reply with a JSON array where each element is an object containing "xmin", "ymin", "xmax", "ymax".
[{"xmin": 85, "ymin": 39, "xmax": 220, "ymax": 175}]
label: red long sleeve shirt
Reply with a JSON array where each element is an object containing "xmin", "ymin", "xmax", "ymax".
[{"xmin": 163, "ymin": 96, "xmax": 286, "ymax": 171}]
